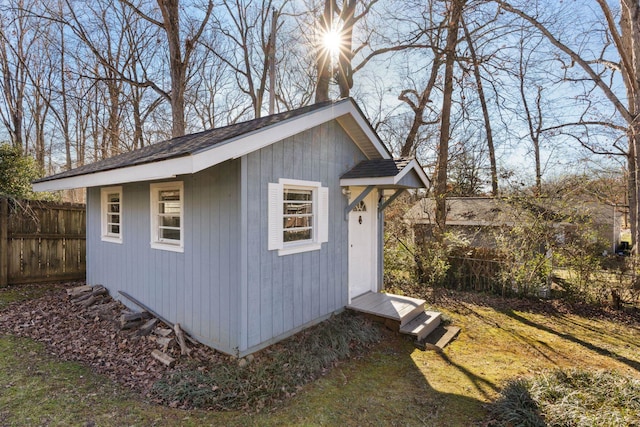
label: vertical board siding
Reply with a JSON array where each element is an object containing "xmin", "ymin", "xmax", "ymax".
[
  {"xmin": 242, "ymin": 120, "xmax": 366, "ymax": 350},
  {"xmin": 2, "ymin": 198, "xmax": 86, "ymax": 285},
  {"xmin": 87, "ymin": 160, "xmax": 241, "ymax": 354}
]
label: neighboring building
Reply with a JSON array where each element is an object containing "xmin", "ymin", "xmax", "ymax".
[
  {"xmin": 406, "ymin": 196, "xmax": 628, "ymax": 253},
  {"xmin": 33, "ymin": 98, "xmax": 430, "ymax": 357}
]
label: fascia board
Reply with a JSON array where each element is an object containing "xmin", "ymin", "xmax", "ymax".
[
  {"xmin": 345, "ymin": 103, "xmax": 391, "ymax": 160},
  {"xmin": 398, "ymin": 159, "xmax": 430, "ymax": 187},
  {"xmin": 191, "ymin": 101, "xmax": 390, "ymax": 173},
  {"xmin": 32, "ymin": 156, "xmax": 193, "ymax": 191},
  {"xmin": 340, "ymin": 176, "xmax": 395, "ymax": 186}
]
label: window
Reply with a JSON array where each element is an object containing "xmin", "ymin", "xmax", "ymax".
[
  {"xmin": 150, "ymin": 181, "xmax": 184, "ymax": 252},
  {"xmin": 268, "ymin": 178, "xmax": 328, "ymax": 256},
  {"xmin": 283, "ymin": 188, "xmax": 313, "ymax": 242},
  {"xmin": 101, "ymin": 186, "xmax": 122, "ymax": 243}
]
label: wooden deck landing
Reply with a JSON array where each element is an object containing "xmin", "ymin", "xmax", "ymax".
[{"xmin": 347, "ymin": 292, "xmax": 426, "ymax": 326}]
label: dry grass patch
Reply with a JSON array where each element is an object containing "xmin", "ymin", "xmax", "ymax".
[{"xmin": 492, "ymin": 369, "xmax": 640, "ymax": 426}]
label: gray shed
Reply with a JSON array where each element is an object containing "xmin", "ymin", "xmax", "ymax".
[{"xmin": 33, "ymin": 98, "xmax": 430, "ymax": 356}]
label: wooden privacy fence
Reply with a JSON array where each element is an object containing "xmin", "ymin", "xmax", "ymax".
[{"xmin": 0, "ymin": 197, "xmax": 86, "ymax": 286}]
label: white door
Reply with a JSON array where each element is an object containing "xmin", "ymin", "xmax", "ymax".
[{"xmin": 348, "ymin": 190, "xmax": 377, "ymax": 301}]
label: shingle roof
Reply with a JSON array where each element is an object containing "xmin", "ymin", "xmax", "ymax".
[
  {"xmin": 340, "ymin": 158, "xmax": 413, "ymax": 179},
  {"xmin": 35, "ymin": 99, "xmax": 343, "ymax": 183}
]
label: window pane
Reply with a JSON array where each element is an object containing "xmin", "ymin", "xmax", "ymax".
[
  {"xmin": 160, "ymin": 228, "xmax": 180, "ymax": 241},
  {"xmin": 284, "ymin": 229, "xmax": 311, "ymax": 242},
  {"xmin": 284, "ymin": 189, "xmax": 311, "ymax": 201},
  {"xmin": 109, "ymin": 225, "xmax": 120, "ymax": 234},
  {"xmin": 160, "ymin": 202, "xmax": 181, "ymax": 214},
  {"xmin": 108, "ymin": 213, "xmax": 120, "ymax": 224},
  {"xmin": 161, "ymin": 216, "xmax": 180, "ymax": 227},
  {"xmin": 284, "ymin": 202, "xmax": 312, "ymax": 215},
  {"xmin": 282, "ymin": 187, "xmax": 314, "ymax": 243},
  {"xmin": 283, "ymin": 216, "xmax": 311, "ymax": 229}
]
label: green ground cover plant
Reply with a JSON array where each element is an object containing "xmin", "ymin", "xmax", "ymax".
[
  {"xmin": 492, "ymin": 369, "xmax": 640, "ymax": 426},
  {"xmin": 151, "ymin": 312, "xmax": 383, "ymax": 410}
]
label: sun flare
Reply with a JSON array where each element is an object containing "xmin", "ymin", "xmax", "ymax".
[{"xmin": 322, "ymin": 27, "xmax": 343, "ymax": 58}]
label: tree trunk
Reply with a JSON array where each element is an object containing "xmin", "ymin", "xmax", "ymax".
[
  {"xmin": 461, "ymin": 16, "xmax": 498, "ymax": 196},
  {"xmin": 315, "ymin": 0, "xmax": 332, "ymax": 102},
  {"xmin": 434, "ymin": 0, "xmax": 465, "ymax": 237},
  {"xmin": 158, "ymin": 0, "xmax": 186, "ymax": 137},
  {"xmin": 336, "ymin": 0, "xmax": 356, "ymax": 98},
  {"xmin": 620, "ymin": 0, "xmax": 640, "ymax": 252}
]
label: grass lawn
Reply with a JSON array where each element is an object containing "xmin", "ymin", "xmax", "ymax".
[{"xmin": 1, "ymin": 284, "xmax": 639, "ymax": 426}]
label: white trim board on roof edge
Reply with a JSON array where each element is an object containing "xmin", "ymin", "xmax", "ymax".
[
  {"xmin": 339, "ymin": 159, "xmax": 430, "ymax": 188},
  {"xmin": 33, "ymin": 99, "xmax": 390, "ymax": 192}
]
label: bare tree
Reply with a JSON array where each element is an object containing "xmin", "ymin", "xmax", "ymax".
[
  {"xmin": 207, "ymin": 0, "xmax": 288, "ymax": 119},
  {"xmin": 495, "ymin": 0, "xmax": 640, "ymax": 250},
  {"xmin": 0, "ymin": 1, "xmax": 32, "ymax": 151},
  {"xmin": 72, "ymin": 0, "xmax": 215, "ymax": 138}
]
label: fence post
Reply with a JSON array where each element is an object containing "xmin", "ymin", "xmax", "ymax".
[{"xmin": 0, "ymin": 197, "xmax": 8, "ymax": 287}]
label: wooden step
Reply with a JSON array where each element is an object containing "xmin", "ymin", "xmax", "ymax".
[
  {"xmin": 347, "ymin": 292, "xmax": 426, "ymax": 327},
  {"xmin": 399, "ymin": 310, "xmax": 441, "ymax": 341},
  {"xmin": 400, "ymin": 302, "xmax": 427, "ymax": 327},
  {"xmin": 415, "ymin": 325, "xmax": 461, "ymax": 351}
]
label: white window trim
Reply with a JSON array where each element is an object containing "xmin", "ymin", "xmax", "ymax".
[
  {"xmin": 268, "ymin": 178, "xmax": 328, "ymax": 256},
  {"xmin": 150, "ymin": 181, "xmax": 184, "ymax": 253},
  {"xmin": 101, "ymin": 186, "xmax": 122, "ymax": 244}
]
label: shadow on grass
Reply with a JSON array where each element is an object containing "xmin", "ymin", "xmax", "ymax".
[
  {"xmin": 275, "ymin": 330, "xmax": 493, "ymax": 426},
  {"xmin": 434, "ymin": 350, "xmax": 499, "ymax": 400},
  {"xmin": 503, "ymin": 310, "xmax": 640, "ymax": 374}
]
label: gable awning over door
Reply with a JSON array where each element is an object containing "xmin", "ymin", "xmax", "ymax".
[
  {"xmin": 340, "ymin": 158, "xmax": 430, "ymax": 218},
  {"xmin": 339, "ymin": 158, "xmax": 429, "ymax": 190}
]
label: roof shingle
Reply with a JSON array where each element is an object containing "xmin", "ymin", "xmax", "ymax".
[
  {"xmin": 35, "ymin": 100, "xmax": 342, "ymax": 183},
  {"xmin": 340, "ymin": 158, "xmax": 413, "ymax": 179}
]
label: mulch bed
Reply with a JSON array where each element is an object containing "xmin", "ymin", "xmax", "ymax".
[{"xmin": 0, "ymin": 282, "xmax": 229, "ymax": 397}]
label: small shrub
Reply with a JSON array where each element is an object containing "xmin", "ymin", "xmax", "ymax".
[
  {"xmin": 491, "ymin": 378, "xmax": 546, "ymax": 427},
  {"xmin": 415, "ymin": 240, "xmax": 451, "ymax": 287},
  {"xmin": 491, "ymin": 369, "xmax": 640, "ymax": 426}
]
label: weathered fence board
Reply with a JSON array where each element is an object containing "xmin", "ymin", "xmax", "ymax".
[{"xmin": 0, "ymin": 197, "xmax": 86, "ymax": 286}]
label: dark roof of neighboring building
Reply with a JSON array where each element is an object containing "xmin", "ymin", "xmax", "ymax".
[
  {"xmin": 340, "ymin": 158, "xmax": 413, "ymax": 179},
  {"xmin": 406, "ymin": 196, "xmax": 622, "ymax": 226},
  {"xmin": 35, "ymin": 99, "xmax": 356, "ymax": 184}
]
